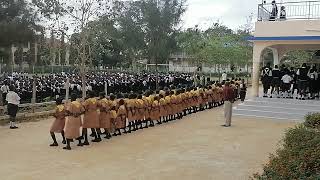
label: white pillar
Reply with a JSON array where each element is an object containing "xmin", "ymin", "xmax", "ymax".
[
  {"xmin": 252, "ymin": 45, "xmax": 264, "ymax": 97},
  {"xmin": 34, "ymin": 42, "xmax": 38, "ymax": 65},
  {"xmin": 271, "ymin": 48, "xmax": 279, "ymax": 66},
  {"xmin": 65, "ymin": 45, "xmax": 70, "ymax": 65},
  {"xmin": 11, "ymin": 45, "xmax": 17, "ymax": 66},
  {"xmin": 65, "ymin": 78, "xmax": 70, "ymax": 103}
]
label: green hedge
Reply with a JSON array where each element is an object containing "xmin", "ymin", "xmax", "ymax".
[
  {"xmin": 252, "ymin": 113, "xmax": 320, "ymax": 180},
  {"xmin": 304, "ymin": 113, "xmax": 320, "ymax": 130}
]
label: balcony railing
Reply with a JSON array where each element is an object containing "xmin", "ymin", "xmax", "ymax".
[{"xmin": 258, "ymin": 1, "xmax": 320, "ymax": 21}]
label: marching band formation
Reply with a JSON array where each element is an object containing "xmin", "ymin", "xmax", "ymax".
[{"xmin": 50, "ymin": 80, "xmax": 246, "ymax": 150}]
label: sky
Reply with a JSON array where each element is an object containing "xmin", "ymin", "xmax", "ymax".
[
  {"xmin": 28, "ymin": 0, "xmax": 302, "ymax": 33},
  {"xmin": 182, "ymin": 0, "xmax": 258, "ymax": 30}
]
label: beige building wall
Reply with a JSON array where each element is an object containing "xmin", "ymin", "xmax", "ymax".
[
  {"xmin": 251, "ymin": 19, "xmax": 320, "ymax": 97},
  {"xmin": 255, "ymin": 20, "xmax": 320, "ymax": 37}
]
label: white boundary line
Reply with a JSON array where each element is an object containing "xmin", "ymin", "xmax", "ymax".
[
  {"xmin": 234, "ymin": 108, "xmax": 306, "ymax": 116},
  {"xmin": 236, "ymin": 104, "xmax": 320, "ymax": 111},
  {"xmin": 233, "ymin": 113, "xmax": 303, "ymax": 122},
  {"xmin": 245, "ymin": 100, "xmax": 320, "ymax": 108}
]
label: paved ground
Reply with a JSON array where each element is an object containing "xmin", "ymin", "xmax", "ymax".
[{"xmin": 0, "ymin": 104, "xmax": 297, "ymax": 180}]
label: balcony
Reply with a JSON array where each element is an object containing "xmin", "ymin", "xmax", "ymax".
[{"xmin": 258, "ymin": 1, "xmax": 320, "ymax": 21}]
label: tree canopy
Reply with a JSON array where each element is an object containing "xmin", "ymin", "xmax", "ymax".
[
  {"xmin": 0, "ymin": 0, "xmax": 41, "ymax": 47},
  {"xmin": 1, "ymin": 0, "xmax": 255, "ymax": 69}
]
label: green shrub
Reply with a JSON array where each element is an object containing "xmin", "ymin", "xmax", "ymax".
[
  {"xmin": 304, "ymin": 113, "xmax": 320, "ymax": 130},
  {"xmin": 252, "ymin": 125, "xmax": 320, "ymax": 180}
]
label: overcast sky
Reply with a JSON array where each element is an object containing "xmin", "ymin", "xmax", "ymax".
[{"xmin": 182, "ymin": 0, "xmax": 257, "ymax": 30}]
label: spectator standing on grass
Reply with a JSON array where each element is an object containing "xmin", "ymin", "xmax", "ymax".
[
  {"xmin": 222, "ymin": 82, "xmax": 234, "ymax": 127},
  {"xmin": 6, "ymin": 85, "xmax": 20, "ymax": 129},
  {"xmin": 222, "ymin": 72, "xmax": 227, "ymax": 81}
]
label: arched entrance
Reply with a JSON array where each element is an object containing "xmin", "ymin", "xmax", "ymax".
[{"xmin": 250, "ymin": 39, "xmax": 320, "ymax": 97}]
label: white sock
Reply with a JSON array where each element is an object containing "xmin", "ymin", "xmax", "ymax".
[
  {"xmin": 12, "ymin": 121, "xmax": 15, "ymax": 127},
  {"xmin": 9, "ymin": 121, "xmax": 12, "ymax": 127}
]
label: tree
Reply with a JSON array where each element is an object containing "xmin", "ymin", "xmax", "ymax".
[
  {"xmin": 110, "ymin": 0, "xmax": 146, "ymax": 68},
  {"xmin": 35, "ymin": 0, "xmax": 111, "ymax": 98},
  {"xmin": 0, "ymin": 0, "xmax": 42, "ymax": 68},
  {"xmin": 282, "ymin": 50, "xmax": 315, "ymax": 67},
  {"xmin": 141, "ymin": 0, "xmax": 186, "ymax": 65},
  {"xmin": 177, "ymin": 22, "xmax": 253, "ymax": 75}
]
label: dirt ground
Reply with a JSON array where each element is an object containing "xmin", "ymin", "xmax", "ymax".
[{"xmin": 0, "ymin": 105, "xmax": 297, "ymax": 180}]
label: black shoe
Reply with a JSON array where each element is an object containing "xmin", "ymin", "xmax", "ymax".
[
  {"xmin": 92, "ymin": 138, "xmax": 101, "ymax": 142},
  {"xmin": 63, "ymin": 146, "xmax": 71, "ymax": 150},
  {"xmin": 90, "ymin": 133, "xmax": 95, "ymax": 137},
  {"xmin": 10, "ymin": 126, "xmax": 18, "ymax": 129},
  {"xmin": 104, "ymin": 135, "xmax": 111, "ymax": 139},
  {"xmin": 83, "ymin": 141, "xmax": 90, "ymax": 146},
  {"xmin": 62, "ymin": 140, "xmax": 66, "ymax": 144},
  {"xmin": 221, "ymin": 125, "xmax": 231, "ymax": 127},
  {"xmin": 77, "ymin": 143, "xmax": 83, "ymax": 146},
  {"xmin": 50, "ymin": 142, "xmax": 58, "ymax": 147}
]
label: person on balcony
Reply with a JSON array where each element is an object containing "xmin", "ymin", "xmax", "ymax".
[
  {"xmin": 270, "ymin": 0, "xmax": 278, "ymax": 21},
  {"xmin": 280, "ymin": 6, "xmax": 286, "ymax": 20}
]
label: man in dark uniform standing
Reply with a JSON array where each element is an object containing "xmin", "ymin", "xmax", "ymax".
[
  {"xmin": 261, "ymin": 63, "xmax": 272, "ymax": 97},
  {"xmin": 297, "ymin": 63, "xmax": 309, "ymax": 100},
  {"xmin": 271, "ymin": 65, "xmax": 281, "ymax": 98}
]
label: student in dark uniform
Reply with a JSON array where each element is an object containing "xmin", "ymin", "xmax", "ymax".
[
  {"xmin": 297, "ymin": 63, "xmax": 309, "ymax": 100},
  {"xmin": 289, "ymin": 67, "xmax": 297, "ymax": 97},
  {"xmin": 270, "ymin": 0, "xmax": 278, "ymax": 21},
  {"xmin": 261, "ymin": 63, "xmax": 272, "ymax": 97},
  {"xmin": 239, "ymin": 79, "xmax": 247, "ymax": 103},
  {"xmin": 6, "ymin": 85, "xmax": 20, "ymax": 129},
  {"xmin": 308, "ymin": 66, "xmax": 318, "ymax": 99},
  {"xmin": 271, "ymin": 65, "xmax": 281, "ymax": 98}
]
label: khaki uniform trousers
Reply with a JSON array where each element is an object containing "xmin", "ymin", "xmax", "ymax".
[{"xmin": 224, "ymin": 101, "xmax": 233, "ymax": 126}]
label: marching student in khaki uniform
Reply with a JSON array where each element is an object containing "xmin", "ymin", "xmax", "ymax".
[
  {"xmin": 217, "ymin": 84, "xmax": 224, "ymax": 106},
  {"xmin": 164, "ymin": 91, "xmax": 172, "ymax": 122},
  {"xmin": 207, "ymin": 86, "xmax": 214, "ymax": 109},
  {"xmin": 49, "ymin": 98, "xmax": 66, "ymax": 147},
  {"xmin": 115, "ymin": 99, "xmax": 127, "ymax": 135},
  {"xmin": 82, "ymin": 91, "xmax": 101, "ymax": 145},
  {"xmin": 64, "ymin": 93, "xmax": 84, "ymax": 150},
  {"xmin": 176, "ymin": 91, "xmax": 183, "ymax": 119},
  {"xmin": 145, "ymin": 92, "xmax": 155, "ymax": 127},
  {"xmin": 158, "ymin": 94, "xmax": 167, "ymax": 124},
  {"xmin": 98, "ymin": 93, "xmax": 112, "ymax": 139},
  {"xmin": 186, "ymin": 88, "xmax": 193, "ymax": 114},
  {"xmin": 126, "ymin": 94, "xmax": 136, "ymax": 133},
  {"xmin": 108, "ymin": 94, "xmax": 118, "ymax": 136},
  {"xmin": 192, "ymin": 88, "xmax": 199, "ymax": 113},
  {"xmin": 136, "ymin": 94, "xmax": 145, "ymax": 129},
  {"xmin": 150, "ymin": 96, "xmax": 160, "ymax": 124},
  {"xmin": 170, "ymin": 91, "xmax": 177, "ymax": 120}
]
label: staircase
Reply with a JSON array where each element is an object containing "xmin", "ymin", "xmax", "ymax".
[{"xmin": 233, "ymin": 97, "xmax": 320, "ymax": 122}]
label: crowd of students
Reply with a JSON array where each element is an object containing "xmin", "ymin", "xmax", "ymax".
[
  {"xmin": 49, "ymin": 79, "xmax": 247, "ymax": 150},
  {"xmin": 261, "ymin": 63, "xmax": 319, "ymax": 100},
  {"xmin": 0, "ymin": 72, "xmax": 194, "ymax": 104}
]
